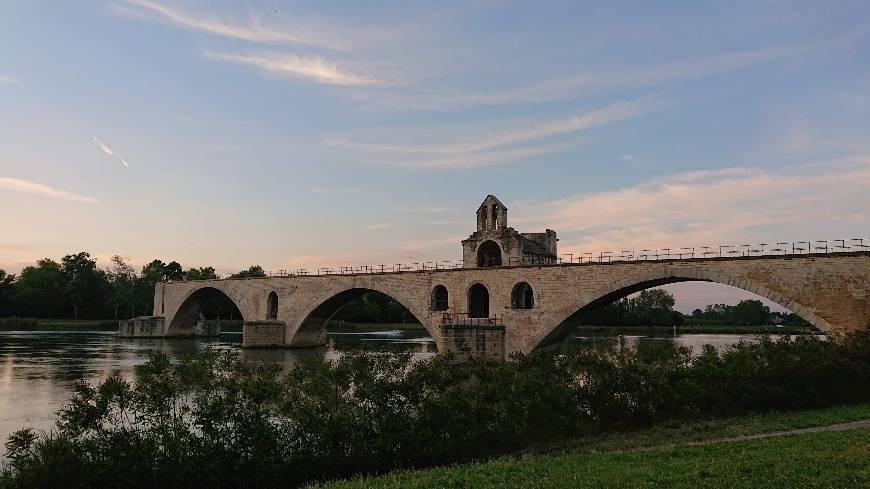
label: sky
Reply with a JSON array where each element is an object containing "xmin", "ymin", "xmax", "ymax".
[{"xmin": 1, "ymin": 1, "xmax": 869, "ymax": 312}]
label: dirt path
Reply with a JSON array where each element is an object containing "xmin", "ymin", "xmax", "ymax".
[{"xmin": 685, "ymin": 419, "xmax": 870, "ymax": 446}]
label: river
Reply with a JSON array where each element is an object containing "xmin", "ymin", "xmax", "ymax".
[{"xmin": 0, "ymin": 329, "xmax": 811, "ymax": 448}]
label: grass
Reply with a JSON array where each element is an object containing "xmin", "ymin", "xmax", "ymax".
[
  {"xmin": 313, "ymin": 404, "xmax": 870, "ymax": 489},
  {"xmin": 315, "ymin": 428, "xmax": 870, "ymax": 488}
]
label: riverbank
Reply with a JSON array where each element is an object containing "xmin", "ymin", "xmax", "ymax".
[
  {"xmin": 0, "ymin": 318, "xmax": 118, "ymax": 331},
  {"xmin": 572, "ymin": 324, "xmax": 817, "ymax": 335},
  {"xmin": 314, "ymin": 403, "xmax": 870, "ymax": 488}
]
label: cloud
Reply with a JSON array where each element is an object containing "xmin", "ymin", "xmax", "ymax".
[
  {"xmin": 0, "ymin": 178, "xmax": 99, "ymax": 204},
  {"xmin": 327, "ymin": 99, "xmax": 652, "ymax": 169},
  {"xmin": 512, "ymin": 158, "xmax": 870, "ymax": 255},
  {"xmin": 121, "ymin": 0, "xmax": 347, "ymax": 50},
  {"xmin": 365, "ymin": 222, "xmax": 391, "ymax": 230},
  {"xmin": 0, "ymin": 75, "xmax": 18, "ymax": 84},
  {"xmin": 620, "ymin": 154, "xmax": 636, "ymax": 162},
  {"xmin": 93, "ymin": 136, "xmax": 114, "ymax": 156},
  {"xmin": 358, "ymin": 45, "xmax": 806, "ymax": 112},
  {"xmin": 205, "ymin": 51, "xmax": 381, "ymax": 86},
  {"xmin": 334, "ymin": 99, "xmax": 650, "ymax": 156},
  {"xmin": 93, "ymin": 137, "xmax": 130, "ymax": 167}
]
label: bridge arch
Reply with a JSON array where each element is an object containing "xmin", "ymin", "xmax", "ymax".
[
  {"xmin": 167, "ymin": 286, "xmax": 247, "ymax": 336},
  {"xmin": 288, "ymin": 285, "xmax": 436, "ymax": 349},
  {"xmin": 532, "ymin": 267, "xmax": 833, "ymax": 351}
]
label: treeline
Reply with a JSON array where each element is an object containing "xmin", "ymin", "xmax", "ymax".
[
  {"xmin": 0, "ymin": 252, "xmax": 267, "ymax": 320},
  {"xmin": 574, "ymin": 289, "xmax": 810, "ymax": 328}
]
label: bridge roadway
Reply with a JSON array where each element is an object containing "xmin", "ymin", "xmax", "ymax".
[{"xmin": 117, "ymin": 251, "xmax": 870, "ymax": 360}]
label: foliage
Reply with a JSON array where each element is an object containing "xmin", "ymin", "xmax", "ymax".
[
  {"xmin": 570, "ymin": 288, "xmax": 680, "ymax": 327},
  {"xmin": 0, "ymin": 270, "xmax": 14, "ymax": 316},
  {"xmin": 184, "ymin": 266, "xmax": 219, "ymax": 281},
  {"xmin": 230, "ymin": 265, "xmax": 266, "ymax": 279},
  {"xmin": 4, "ymin": 330, "xmax": 870, "ymax": 488},
  {"xmin": 334, "ymin": 291, "xmax": 419, "ymax": 324}
]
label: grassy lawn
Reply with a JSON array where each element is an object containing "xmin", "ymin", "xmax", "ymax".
[
  {"xmin": 314, "ymin": 404, "xmax": 870, "ymax": 489},
  {"xmin": 316, "ymin": 428, "xmax": 870, "ymax": 488}
]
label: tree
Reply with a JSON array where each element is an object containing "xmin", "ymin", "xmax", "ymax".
[
  {"xmin": 107, "ymin": 255, "xmax": 138, "ymax": 318},
  {"xmin": 230, "ymin": 266, "xmax": 266, "ymax": 279},
  {"xmin": 14, "ymin": 259, "xmax": 67, "ymax": 318},
  {"xmin": 0, "ymin": 269, "xmax": 15, "ymax": 316},
  {"xmin": 137, "ymin": 259, "xmax": 186, "ymax": 316},
  {"xmin": 732, "ymin": 299, "xmax": 771, "ymax": 326},
  {"xmin": 629, "ymin": 288, "xmax": 676, "ymax": 326},
  {"xmin": 185, "ymin": 267, "xmax": 219, "ymax": 281},
  {"xmin": 61, "ymin": 252, "xmax": 109, "ymax": 319}
]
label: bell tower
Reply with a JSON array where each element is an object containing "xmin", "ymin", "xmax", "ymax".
[{"xmin": 476, "ymin": 195, "xmax": 507, "ymax": 232}]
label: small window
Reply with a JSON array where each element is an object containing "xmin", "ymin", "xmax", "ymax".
[
  {"xmin": 511, "ymin": 282, "xmax": 534, "ymax": 309},
  {"xmin": 432, "ymin": 285, "xmax": 449, "ymax": 311},
  {"xmin": 267, "ymin": 291, "xmax": 278, "ymax": 320}
]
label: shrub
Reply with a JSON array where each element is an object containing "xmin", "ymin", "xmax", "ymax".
[{"xmin": 3, "ymin": 330, "xmax": 870, "ymax": 488}]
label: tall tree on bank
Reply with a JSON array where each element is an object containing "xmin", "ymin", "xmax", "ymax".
[
  {"xmin": 0, "ymin": 269, "xmax": 15, "ymax": 316},
  {"xmin": 13, "ymin": 259, "xmax": 67, "ymax": 318},
  {"xmin": 61, "ymin": 252, "xmax": 109, "ymax": 319},
  {"xmin": 107, "ymin": 255, "xmax": 138, "ymax": 318}
]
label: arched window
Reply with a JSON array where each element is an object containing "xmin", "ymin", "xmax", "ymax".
[
  {"xmin": 432, "ymin": 285, "xmax": 449, "ymax": 311},
  {"xmin": 468, "ymin": 283, "xmax": 490, "ymax": 318},
  {"xmin": 491, "ymin": 204, "xmax": 498, "ymax": 229},
  {"xmin": 511, "ymin": 282, "xmax": 534, "ymax": 309},
  {"xmin": 267, "ymin": 291, "xmax": 278, "ymax": 320},
  {"xmin": 477, "ymin": 240, "xmax": 502, "ymax": 267}
]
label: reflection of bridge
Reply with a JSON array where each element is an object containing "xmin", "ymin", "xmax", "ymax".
[{"xmin": 122, "ymin": 196, "xmax": 870, "ymax": 360}]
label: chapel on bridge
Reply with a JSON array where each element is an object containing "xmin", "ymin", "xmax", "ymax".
[{"xmin": 461, "ymin": 195, "xmax": 558, "ymax": 268}]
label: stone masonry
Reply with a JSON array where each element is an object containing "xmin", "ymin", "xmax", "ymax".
[{"xmin": 136, "ymin": 196, "xmax": 870, "ymax": 360}]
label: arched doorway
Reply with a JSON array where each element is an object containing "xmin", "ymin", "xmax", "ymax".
[
  {"xmin": 168, "ymin": 287, "xmax": 243, "ymax": 336},
  {"xmin": 511, "ymin": 282, "xmax": 534, "ymax": 309},
  {"xmin": 267, "ymin": 291, "xmax": 278, "ymax": 320},
  {"xmin": 477, "ymin": 240, "xmax": 502, "ymax": 267},
  {"xmin": 432, "ymin": 285, "xmax": 449, "ymax": 311},
  {"xmin": 468, "ymin": 283, "xmax": 489, "ymax": 318}
]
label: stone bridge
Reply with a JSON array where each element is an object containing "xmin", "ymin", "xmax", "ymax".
[{"xmin": 121, "ymin": 196, "xmax": 870, "ymax": 360}]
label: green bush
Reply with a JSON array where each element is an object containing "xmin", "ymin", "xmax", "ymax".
[
  {"xmin": 3, "ymin": 331, "xmax": 870, "ymax": 488},
  {"xmin": 0, "ymin": 317, "xmax": 38, "ymax": 330}
]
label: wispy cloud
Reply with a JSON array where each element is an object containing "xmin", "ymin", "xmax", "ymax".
[
  {"xmin": 0, "ymin": 178, "xmax": 99, "ymax": 204},
  {"xmin": 93, "ymin": 136, "xmax": 114, "ymax": 156},
  {"xmin": 93, "ymin": 137, "xmax": 130, "ymax": 167},
  {"xmin": 205, "ymin": 51, "xmax": 382, "ymax": 87},
  {"xmin": 0, "ymin": 74, "xmax": 18, "ymax": 84},
  {"xmin": 121, "ymin": 0, "xmax": 348, "ymax": 50},
  {"xmin": 358, "ymin": 45, "xmax": 805, "ymax": 112},
  {"xmin": 512, "ymin": 158, "xmax": 870, "ymax": 254},
  {"xmin": 327, "ymin": 99, "xmax": 653, "ymax": 169},
  {"xmin": 365, "ymin": 222, "xmax": 391, "ymax": 230}
]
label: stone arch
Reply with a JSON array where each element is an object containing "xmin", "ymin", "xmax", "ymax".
[
  {"xmin": 477, "ymin": 240, "xmax": 502, "ymax": 267},
  {"xmin": 167, "ymin": 286, "xmax": 247, "ymax": 336},
  {"xmin": 512, "ymin": 281, "xmax": 534, "ymax": 309},
  {"xmin": 432, "ymin": 284, "xmax": 449, "ymax": 311},
  {"xmin": 532, "ymin": 267, "xmax": 834, "ymax": 351},
  {"xmin": 468, "ymin": 283, "xmax": 490, "ymax": 318},
  {"xmin": 266, "ymin": 291, "xmax": 278, "ymax": 320},
  {"xmin": 288, "ymin": 286, "xmax": 436, "ymax": 349}
]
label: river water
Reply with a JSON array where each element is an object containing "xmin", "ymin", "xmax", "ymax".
[{"xmin": 0, "ymin": 329, "xmax": 805, "ymax": 448}]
